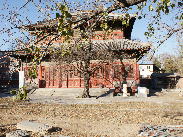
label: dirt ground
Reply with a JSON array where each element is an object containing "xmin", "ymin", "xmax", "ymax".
[{"xmin": 0, "ymin": 91, "xmax": 183, "ymax": 137}]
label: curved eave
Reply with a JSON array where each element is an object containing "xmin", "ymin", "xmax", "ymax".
[
  {"xmin": 7, "ymin": 38, "xmax": 151, "ymax": 62},
  {"xmin": 91, "ymin": 39, "xmax": 151, "ymax": 50},
  {"xmin": 91, "ymin": 39, "xmax": 151, "ymax": 60}
]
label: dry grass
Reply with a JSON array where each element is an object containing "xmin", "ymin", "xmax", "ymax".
[{"xmin": 0, "ymin": 92, "xmax": 182, "ymax": 137}]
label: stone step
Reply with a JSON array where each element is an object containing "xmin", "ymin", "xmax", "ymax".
[{"xmin": 30, "ymin": 88, "xmax": 112, "ymax": 97}]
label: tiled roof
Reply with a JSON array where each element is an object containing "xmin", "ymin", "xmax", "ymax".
[
  {"xmin": 19, "ymin": 12, "xmax": 136, "ymax": 30},
  {"xmin": 138, "ymin": 60, "xmax": 154, "ymax": 65},
  {"xmin": 91, "ymin": 39, "xmax": 151, "ymax": 51},
  {"xmin": 3, "ymin": 38, "xmax": 151, "ymax": 62}
]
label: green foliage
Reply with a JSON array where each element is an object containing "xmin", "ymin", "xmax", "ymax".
[
  {"xmin": 100, "ymin": 12, "xmax": 110, "ymax": 30},
  {"xmin": 56, "ymin": 4, "xmax": 73, "ymax": 40},
  {"xmin": 144, "ymin": 23, "xmax": 155, "ymax": 37},
  {"xmin": 10, "ymin": 90, "xmax": 16, "ymax": 95},
  {"xmin": 137, "ymin": 0, "xmax": 181, "ymax": 39},
  {"xmin": 100, "ymin": 22, "xmax": 108, "ymax": 30},
  {"xmin": 10, "ymin": 86, "xmax": 28, "ymax": 101},
  {"xmin": 28, "ymin": 65, "xmax": 38, "ymax": 79},
  {"xmin": 61, "ymin": 48, "xmax": 72, "ymax": 56},
  {"xmin": 148, "ymin": 5, "xmax": 154, "ymax": 11},
  {"xmin": 121, "ymin": 14, "xmax": 130, "ymax": 27},
  {"xmin": 26, "ymin": 45, "xmax": 40, "ymax": 79}
]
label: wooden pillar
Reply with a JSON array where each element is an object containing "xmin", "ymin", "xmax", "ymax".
[
  {"xmin": 20, "ymin": 60, "xmax": 23, "ymax": 71},
  {"xmin": 134, "ymin": 60, "xmax": 140, "ymax": 84},
  {"xmin": 38, "ymin": 64, "xmax": 42, "ymax": 88},
  {"xmin": 110, "ymin": 63, "xmax": 114, "ymax": 88}
]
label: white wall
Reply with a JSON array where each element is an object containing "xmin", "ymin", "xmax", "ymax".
[
  {"xmin": 139, "ymin": 64, "xmax": 153, "ymax": 78},
  {"xmin": 19, "ymin": 71, "xmax": 24, "ymax": 88}
]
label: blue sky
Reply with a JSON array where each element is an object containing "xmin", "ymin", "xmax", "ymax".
[
  {"xmin": 132, "ymin": 18, "xmax": 180, "ymax": 56},
  {"xmin": 0, "ymin": 0, "xmax": 180, "ymax": 56}
]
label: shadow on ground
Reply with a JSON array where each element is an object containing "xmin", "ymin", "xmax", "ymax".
[
  {"xmin": 0, "ymin": 92, "xmax": 13, "ymax": 98},
  {"xmin": 148, "ymin": 88, "xmax": 163, "ymax": 97},
  {"xmin": 96, "ymin": 89, "xmax": 114, "ymax": 99}
]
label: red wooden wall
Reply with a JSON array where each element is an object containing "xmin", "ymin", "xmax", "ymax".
[{"xmin": 36, "ymin": 61, "xmax": 139, "ymax": 90}]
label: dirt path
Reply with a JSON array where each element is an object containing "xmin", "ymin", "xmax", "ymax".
[{"xmin": 0, "ymin": 91, "xmax": 183, "ymax": 137}]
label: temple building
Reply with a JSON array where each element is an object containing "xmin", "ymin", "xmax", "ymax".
[{"xmin": 13, "ymin": 12, "xmax": 151, "ymax": 94}]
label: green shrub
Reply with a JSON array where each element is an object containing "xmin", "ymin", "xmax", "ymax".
[{"xmin": 10, "ymin": 86, "xmax": 29, "ymax": 101}]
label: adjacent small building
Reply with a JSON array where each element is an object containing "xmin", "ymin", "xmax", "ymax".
[{"xmin": 139, "ymin": 61, "xmax": 154, "ymax": 78}]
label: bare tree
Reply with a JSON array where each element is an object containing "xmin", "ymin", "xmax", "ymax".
[
  {"xmin": 1, "ymin": 0, "xmax": 182, "ymax": 50},
  {"xmin": 0, "ymin": 0, "xmax": 182, "ymax": 98},
  {"xmin": 54, "ymin": 41, "xmax": 114, "ymax": 97}
]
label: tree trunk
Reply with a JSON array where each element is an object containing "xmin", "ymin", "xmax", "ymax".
[
  {"xmin": 81, "ymin": 50, "xmax": 91, "ymax": 98},
  {"xmin": 119, "ymin": 58, "xmax": 127, "ymax": 82},
  {"xmin": 82, "ymin": 72, "xmax": 91, "ymax": 98}
]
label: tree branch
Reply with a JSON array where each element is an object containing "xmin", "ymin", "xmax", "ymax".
[
  {"xmin": 117, "ymin": 0, "xmax": 147, "ymax": 7},
  {"xmin": 150, "ymin": 27, "xmax": 183, "ymax": 59},
  {"xmin": 72, "ymin": 0, "xmax": 146, "ymax": 30}
]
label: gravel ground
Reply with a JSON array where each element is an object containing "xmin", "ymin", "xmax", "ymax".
[{"xmin": 0, "ymin": 91, "xmax": 183, "ymax": 137}]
